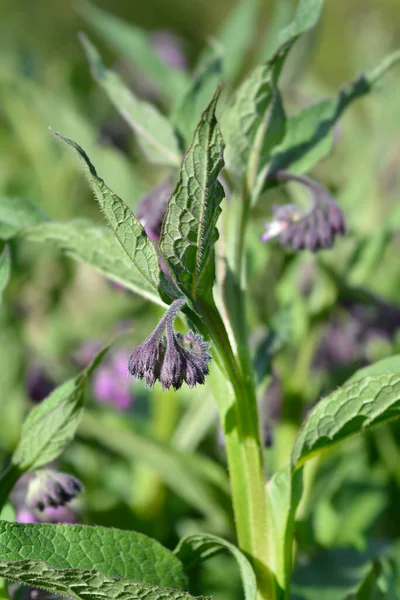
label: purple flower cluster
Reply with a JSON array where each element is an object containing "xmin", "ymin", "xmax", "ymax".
[
  {"xmin": 128, "ymin": 298, "xmax": 211, "ymax": 390},
  {"xmin": 262, "ymin": 172, "xmax": 345, "ymax": 251}
]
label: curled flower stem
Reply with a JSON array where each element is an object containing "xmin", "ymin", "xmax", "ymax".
[{"xmin": 274, "ymin": 170, "xmax": 334, "ymax": 208}]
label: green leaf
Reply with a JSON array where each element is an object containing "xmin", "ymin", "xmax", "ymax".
[
  {"xmin": 174, "ymin": 533, "xmax": 256, "ymax": 600},
  {"xmin": 220, "ymin": 64, "xmax": 286, "ymax": 196},
  {"xmin": 346, "ymin": 355, "xmax": 400, "ymax": 385},
  {"xmin": 80, "ymin": 35, "xmax": 181, "ymax": 167},
  {"xmin": 0, "ymin": 521, "xmax": 187, "ymax": 589},
  {"xmin": 19, "ymin": 219, "xmax": 165, "ymax": 307},
  {"xmin": 172, "ymin": 51, "xmax": 222, "ymax": 149},
  {"xmin": 80, "ymin": 411, "xmax": 231, "ymax": 529},
  {"xmin": 292, "ymin": 373, "xmax": 400, "ymax": 470},
  {"xmin": 160, "ymin": 90, "xmax": 225, "ymax": 303},
  {"xmin": 268, "ymin": 50, "xmax": 400, "ymax": 177},
  {"xmin": 11, "ymin": 346, "xmax": 109, "ymax": 472},
  {"xmin": 78, "ymin": 1, "xmax": 189, "ymax": 104},
  {"xmin": 0, "ymin": 246, "xmax": 11, "ymax": 304},
  {"xmin": 0, "ymin": 197, "xmax": 46, "ymax": 240},
  {"xmin": 0, "ymin": 559, "xmax": 206, "ymax": 600},
  {"xmin": 51, "ymin": 131, "xmax": 162, "ymax": 292},
  {"xmin": 269, "ymin": 0, "xmax": 324, "ymax": 62},
  {"xmin": 216, "ymin": 0, "xmax": 259, "ymax": 82}
]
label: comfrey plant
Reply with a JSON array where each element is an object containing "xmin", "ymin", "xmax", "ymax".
[{"xmin": 1, "ymin": 1, "xmax": 400, "ymax": 599}]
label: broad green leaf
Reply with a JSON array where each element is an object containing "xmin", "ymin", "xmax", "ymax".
[
  {"xmin": 347, "ymin": 355, "xmax": 400, "ymax": 385},
  {"xmin": 80, "ymin": 411, "xmax": 231, "ymax": 529},
  {"xmin": 52, "ymin": 131, "xmax": 161, "ymax": 292},
  {"xmin": 0, "ymin": 197, "xmax": 46, "ymax": 239},
  {"xmin": 11, "ymin": 346, "xmax": 109, "ymax": 472},
  {"xmin": 174, "ymin": 533, "xmax": 256, "ymax": 600},
  {"xmin": 268, "ymin": 0, "xmax": 324, "ymax": 62},
  {"xmin": 0, "ymin": 246, "xmax": 10, "ymax": 303},
  {"xmin": 19, "ymin": 220, "xmax": 165, "ymax": 307},
  {"xmin": 216, "ymin": 0, "xmax": 259, "ymax": 83},
  {"xmin": 0, "ymin": 559, "xmax": 205, "ymax": 600},
  {"xmin": 292, "ymin": 373, "xmax": 400, "ymax": 469},
  {"xmin": 160, "ymin": 90, "xmax": 225, "ymax": 303},
  {"xmin": 80, "ymin": 35, "xmax": 181, "ymax": 167},
  {"xmin": 268, "ymin": 50, "xmax": 400, "ymax": 177},
  {"xmin": 220, "ymin": 64, "xmax": 285, "ymax": 195},
  {"xmin": 172, "ymin": 51, "xmax": 222, "ymax": 149},
  {"xmin": 258, "ymin": 0, "xmax": 294, "ymax": 62},
  {"xmin": 0, "ymin": 521, "xmax": 187, "ymax": 589},
  {"xmin": 78, "ymin": 1, "xmax": 189, "ymax": 103}
]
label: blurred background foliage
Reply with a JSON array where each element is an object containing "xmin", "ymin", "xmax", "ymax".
[{"xmin": 1, "ymin": 0, "xmax": 400, "ymax": 599}]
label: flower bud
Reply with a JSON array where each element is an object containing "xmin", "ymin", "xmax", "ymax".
[{"xmin": 26, "ymin": 470, "xmax": 83, "ymax": 512}]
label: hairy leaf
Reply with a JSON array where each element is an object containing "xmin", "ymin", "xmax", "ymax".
[
  {"xmin": 0, "ymin": 246, "xmax": 10, "ymax": 303},
  {"xmin": 268, "ymin": 50, "xmax": 400, "ymax": 177},
  {"xmin": 160, "ymin": 90, "xmax": 225, "ymax": 303},
  {"xmin": 81, "ymin": 35, "xmax": 181, "ymax": 167},
  {"xmin": 172, "ymin": 51, "xmax": 222, "ymax": 149},
  {"xmin": 0, "ymin": 559, "xmax": 205, "ymax": 600},
  {"xmin": 221, "ymin": 64, "xmax": 285, "ymax": 194},
  {"xmin": 0, "ymin": 521, "xmax": 186, "ymax": 589},
  {"xmin": 347, "ymin": 355, "xmax": 400, "ymax": 385},
  {"xmin": 11, "ymin": 346, "xmax": 109, "ymax": 472},
  {"xmin": 0, "ymin": 197, "xmax": 46, "ymax": 239},
  {"xmin": 292, "ymin": 373, "xmax": 400, "ymax": 469},
  {"xmin": 80, "ymin": 411, "xmax": 230, "ymax": 529},
  {"xmin": 20, "ymin": 220, "xmax": 165, "ymax": 307},
  {"xmin": 52, "ymin": 131, "xmax": 161, "ymax": 292},
  {"xmin": 78, "ymin": 1, "xmax": 189, "ymax": 103},
  {"xmin": 174, "ymin": 533, "xmax": 256, "ymax": 600}
]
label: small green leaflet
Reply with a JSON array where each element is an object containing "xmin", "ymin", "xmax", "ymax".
[
  {"xmin": 52, "ymin": 131, "xmax": 161, "ymax": 292},
  {"xmin": 0, "ymin": 197, "xmax": 46, "ymax": 239},
  {"xmin": 78, "ymin": 1, "xmax": 189, "ymax": 103},
  {"xmin": 0, "ymin": 559, "xmax": 207, "ymax": 600},
  {"xmin": 0, "ymin": 521, "xmax": 187, "ymax": 589},
  {"xmin": 20, "ymin": 219, "xmax": 165, "ymax": 307},
  {"xmin": 160, "ymin": 89, "xmax": 225, "ymax": 303},
  {"xmin": 292, "ymin": 373, "xmax": 400, "ymax": 469},
  {"xmin": 174, "ymin": 533, "xmax": 256, "ymax": 600},
  {"xmin": 0, "ymin": 245, "xmax": 10, "ymax": 303},
  {"xmin": 11, "ymin": 345, "xmax": 109, "ymax": 472},
  {"xmin": 172, "ymin": 51, "xmax": 222, "ymax": 150},
  {"xmin": 267, "ymin": 50, "xmax": 400, "ymax": 178},
  {"xmin": 80, "ymin": 34, "xmax": 181, "ymax": 167}
]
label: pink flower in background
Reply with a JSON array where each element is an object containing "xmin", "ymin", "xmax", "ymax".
[{"xmin": 92, "ymin": 351, "xmax": 134, "ymax": 411}]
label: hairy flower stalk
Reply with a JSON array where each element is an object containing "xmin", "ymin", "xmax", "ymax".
[
  {"xmin": 128, "ymin": 298, "xmax": 211, "ymax": 390},
  {"xmin": 262, "ymin": 171, "xmax": 346, "ymax": 251}
]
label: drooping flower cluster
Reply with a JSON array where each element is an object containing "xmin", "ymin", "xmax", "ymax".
[
  {"xmin": 128, "ymin": 298, "xmax": 211, "ymax": 390},
  {"xmin": 262, "ymin": 171, "xmax": 345, "ymax": 251},
  {"xmin": 25, "ymin": 469, "xmax": 83, "ymax": 512}
]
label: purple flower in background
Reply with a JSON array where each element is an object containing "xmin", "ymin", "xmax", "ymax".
[
  {"xmin": 25, "ymin": 366, "xmax": 55, "ymax": 403},
  {"xmin": 93, "ymin": 350, "xmax": 134, "ymax": 410},
  {"xmin": 262, "ymin": 171, "xmax": 346, "ymax": 251},
  {"xmin": 150, "ymin": 30, "xmax": 188, "ymax": 70}
]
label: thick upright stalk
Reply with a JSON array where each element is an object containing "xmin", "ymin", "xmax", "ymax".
[{"xmin": 200, "ymin": 302, "xmax": 275, "ymax": 600}]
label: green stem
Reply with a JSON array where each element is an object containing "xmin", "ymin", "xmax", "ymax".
[
  {"xmin": 0, "ymin": 463, "xmax": 22, "ymax": 512},
  {"xmin": 199, "ymin": 301, "xmax": 275, "ymax": 600}
]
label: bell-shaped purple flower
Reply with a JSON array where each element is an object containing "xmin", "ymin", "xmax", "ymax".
[
  {"xmin": 262, "ymin": 171, "xmax": 346, "ymax": 252},
  {"xmin": 128, "ymin": 298, "xmax": 211, "ymax": 390}
]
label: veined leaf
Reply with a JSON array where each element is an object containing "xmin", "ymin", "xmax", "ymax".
[
  {"xmin": 267, "ymin": 50, "xmax": 400, "ymax": 178},
  {"xmin": 20, "ymin": 220, "xmax": 165, "ymax": 307},
  {"xmin": 160, "ymin": 90, "xmax": 225, "ymax": 303},
  {"xmin": 174, "ymin": 533, "xmax": 256, "ymax": 600},
  {"xmin": 78, "ymin": 1, "xmax": 189, "ymax": 103},
  {"xmin": 80, "ymin": 411, "xmax": 231, "ymax": 529},
  {"xmin": 0, "ymin": 521, "xmax": 187, "ymax": 589},
  {"xmin": 11, "ymin": 346, "xmax": 109, "ymax": 472},
  {"xmin": 172, "ymin": 51, "xmax": 222, "ymax": 149},
  {"xmin": 0, "ymin": 246, "xmax": 11, "ymax": 303},
  {"xmin": 216, "ymin": 0, "xmax": 259, "ymax": 83},
  {"xmin": 0, "ymin": 197, "xmax": 46, "ymax": 239},
  {"xmin": 80, "ymin": 35, "xmax": 181, "ymax": 167},
  {"xmin": 52, "ymin": 131, "xmax": 161, "ymax": 292},
  {"xmin": 0, "ymin": 559, "xmax": 205, "ymax": 600},
  {"xmin": 220, "ymin": 64, "xmax": 286, "ymax": 195},
  {"xmin": 292, "ymin": 373, "xmax": 400, "ymax": 469}
]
